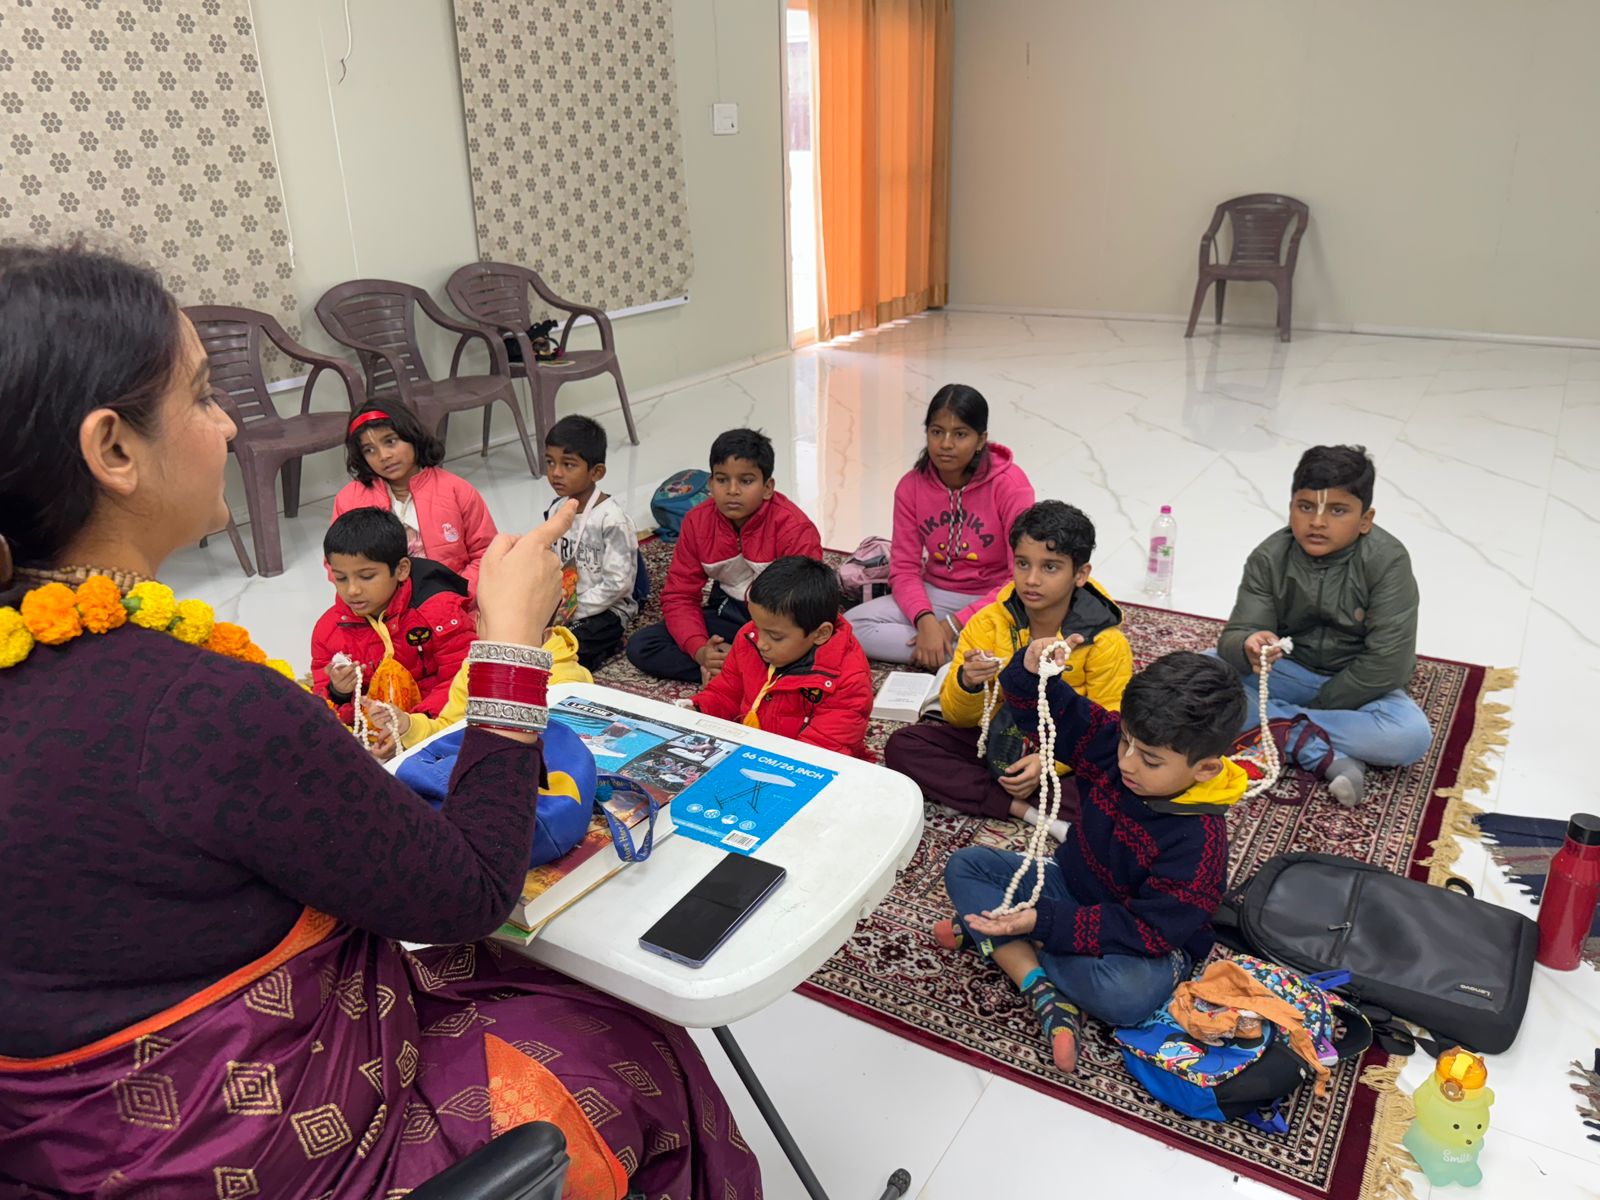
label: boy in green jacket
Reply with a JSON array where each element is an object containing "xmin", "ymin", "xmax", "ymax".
[{"xmin": 1217, "ymin": 445, "xmax": 1431, "ymax": 807}]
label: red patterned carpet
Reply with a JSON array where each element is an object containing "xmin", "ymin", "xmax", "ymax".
[{"xmin": 595, "ymin": 540, "xmax": 1505, "ymax": 1200}]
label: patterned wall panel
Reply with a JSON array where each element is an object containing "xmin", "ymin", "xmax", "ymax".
[
  {"xmin": 452, "ymin": 0, "xmax": 695, "ymax": 312},
  {"xmin": 0, "ymin": 1, "xmax": 300, "ymax": 343}
]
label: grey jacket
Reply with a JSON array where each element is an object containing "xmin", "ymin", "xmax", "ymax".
[{"xmin": 1217, "ymin": 525, "xmax": 1419, "ymax": 711}]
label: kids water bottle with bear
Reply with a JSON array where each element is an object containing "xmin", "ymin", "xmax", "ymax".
[{"xmin": 1402, "ymin": 1048, "xmax": 1494, "ymax": 1187}]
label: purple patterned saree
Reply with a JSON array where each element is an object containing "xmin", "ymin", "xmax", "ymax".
[{"xmin": 0, "ymin": 911, "xmax": 762, "ymax": 1199}]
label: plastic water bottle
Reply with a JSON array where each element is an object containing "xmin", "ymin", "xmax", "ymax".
[{"xmin": 1144, "ymin": 505, "xmax": 1176, "ymax": 599}]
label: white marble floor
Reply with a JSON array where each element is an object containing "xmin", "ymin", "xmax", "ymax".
[{"xmin": 166, "ymin": 312, "xmax": 1600, "ymax": 1199}]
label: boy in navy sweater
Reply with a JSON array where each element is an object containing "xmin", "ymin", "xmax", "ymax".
[{"xmin": 937, "ymin": 640, "xmax": 1248, "ymax": 1073}]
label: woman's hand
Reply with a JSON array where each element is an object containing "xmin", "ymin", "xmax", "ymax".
[
  {"xmin": 1022, "ymin": 633, "xmax": 1083, "ymax": 675},
  {"xmin": 964, "ymin": 908, "xmax": 1038, "ymax": 937},
  {"xmin": 998, "ymin": 753, "xmax": 1042, "ymax": 800},
  {"xmin": 909, "ymin": 613, "xmax": 954, "ymax": 671},
  {"xmin": 476, "ymin": 500, "xmax": 578, "ymax": 647}
]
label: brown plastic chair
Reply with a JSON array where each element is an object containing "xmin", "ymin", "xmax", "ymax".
[
  {"xmin": 1184, "ymin": 194, "xmax": 1310, "ymax": 343},
  {"xmin": 446, "ymin": 262, "xmax": 638, "ymax": 466},
  {"xmin": 186, "ymin": 305, "xmax": 366, "ymax": 578},
  {"xmin": 198, "ymin": 514, "xmax": 257, "ymax": 577},
  {"xmin": 315, "ymin": 279, "xmax": 539, "ymax": 475}
]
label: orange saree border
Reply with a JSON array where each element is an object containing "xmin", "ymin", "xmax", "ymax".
[
  {"xmin": 0, "ymin": 908, "xmax": 337, "ymax": 1073},
  {"xmin": 484, "ymin": 1034, "xmax": 629, "ymax": 1200}
]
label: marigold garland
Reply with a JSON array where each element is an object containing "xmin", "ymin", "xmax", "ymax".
[{"xmin": 0, "ymin": 577, "xmax": 283, "ymax": 673}]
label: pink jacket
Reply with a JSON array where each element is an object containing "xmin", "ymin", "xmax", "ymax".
[
  {"xmin": 889, "ymin": 442, "xmax": 1035, "ymax": 629},
  {"xmin": 330, "ymin": 467, "xmax": 498, "ymax": 594}
]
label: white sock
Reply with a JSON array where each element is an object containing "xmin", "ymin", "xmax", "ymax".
[
  {"xmin": 1021, "ymin": 805, "xmax": 1042, "ymax": 827},
  {"xmin": 1049, "ymin": 818, "xmax": 1071, "ymax": 842}
]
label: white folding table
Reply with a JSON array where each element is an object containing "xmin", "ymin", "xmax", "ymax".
[{"xmin": 391, "ymin": 682, "xmax": 926, "ymax": 1199}]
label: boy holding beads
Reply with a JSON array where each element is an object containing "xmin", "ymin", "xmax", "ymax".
[
  {"xmin": 627, "ymin": 428, "xmax": 823, "ymax": 683},
  {"xmin": 1217, "ymin": 444, "xmax": 1431, "ymax": 807},
  {"xmin": 885, "ymin": 501, "xmax": 1132, "ymax": 835},
  {"xmin": 690, "ymin": 556, "xmax": 875, "ymax": 760},
  {"xmin": 311, "ymin": 508, "xmax": 475, "ymax": 727},
  {"xmin": 937, "ymin": 644, "xmax": 1248, "ymax": 1073}
]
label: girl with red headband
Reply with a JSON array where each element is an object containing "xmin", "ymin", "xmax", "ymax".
[{"xmin": 332, "ymin": 402, "xmax": 499, "ymax": 594}]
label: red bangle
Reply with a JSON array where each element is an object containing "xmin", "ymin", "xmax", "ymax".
[{"xmin": 468, "ymin": 661, "xmax": 550, "ymax": 708}]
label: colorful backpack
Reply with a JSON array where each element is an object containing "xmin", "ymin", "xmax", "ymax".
[
  {"xmin": 1114, "ymin": 954, "xmax": 1371, "ymax": 1133},
  {"xmin": 396, "ymin": 722, "xmax": 597, "ymax": 869},
  {"xmin": 838, "ymin": 535, "xmax": 893, "ymax": 603},
  {"xmin": 650, "ymin": 469, "xmax": 710, "ymax": 541}
]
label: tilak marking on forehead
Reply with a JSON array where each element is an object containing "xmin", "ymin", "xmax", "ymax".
[{"xmin": 1316, "ymin": 489, "xmax": 1327, "ymax": 517}]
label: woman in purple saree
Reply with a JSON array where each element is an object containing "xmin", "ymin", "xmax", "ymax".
[{"xmin": 0, "ymin": 245, "xmax": 762, "ymax": 1199}]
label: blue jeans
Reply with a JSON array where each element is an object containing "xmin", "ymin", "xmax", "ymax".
[
  {"xmin": 1226, "ymin": 655, "xmax": 1433, "ymax": 771},
  {"xmin": 943, "ymin": 846, "xmax": 1190, "ymax": 1027}
]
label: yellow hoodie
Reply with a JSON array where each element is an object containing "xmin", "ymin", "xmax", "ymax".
[
  {"xmin": 399, "ymin": 626, "xmax": 592, "ymax": 749},
  {"xmin": 940, "ymin": 579, "xmax": 1133, "ymax": 727}
]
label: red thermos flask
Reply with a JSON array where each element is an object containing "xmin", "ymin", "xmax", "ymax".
[{"xmin": 1535, "ymin": 813, "xmax": 1600, "ymax": 970}]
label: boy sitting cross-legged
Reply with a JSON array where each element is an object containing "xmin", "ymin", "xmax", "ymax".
[
  {"xmin": 937, "ymin": 643, "xmax": 1248, "ymax": 1074},
  {"xmin": 884, "ymin": 501, "xmax": 1132, "ymax": 835},
  {"xmin": 311, "ymin": 507, "xmax": 476, "ymax": 726},
  {"xmin": 690, "ymin": 556, "xmax": 875, "ymax": 760},
  {"xmin": 1217, "ymin": 444, "xmax": 1432, "ymax": 807},
  {"xmin": 627, "ymin": 427, "xmax": 823, "ymax": 683}
]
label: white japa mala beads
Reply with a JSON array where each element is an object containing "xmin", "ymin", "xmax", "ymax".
[
  {"xmin": 992, "ymin": 639, "xmax": 1073, "ymax": 916},
  {"xmin": 1239, "ymin": 637, "xmax": 1294, "ymax": 799}
]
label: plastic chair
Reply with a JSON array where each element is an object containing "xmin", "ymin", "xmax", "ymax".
[
  {"xmin": 199, "ymin": 515, "xmax": 256, "ymax": 577},
  {"xmin": 409, "ymin": 1122, "xmax": 570, "ymax": 1200},
  {"xmin": 1184, "ymin": 194, "xmax": 1310, "ymax": 343},
  {"xmin": 316, "ymin": 279, "xmax": 540, "ymax": 475},
  {"xmin": 185, "ymin": 305, "xmax": 366, "ymax": 578},
  {"xmin": 446, "ymin": 262, "xmax": 638, "ymax": 468}
]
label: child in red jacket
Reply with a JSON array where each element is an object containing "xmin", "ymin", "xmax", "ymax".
[
  {"xmin": 311, "ymin": 508, "xmax": 475, "ymax": 723},
  {"xmin": 690, "ymin": 556, "xmax": 875, "ymax": 760},
  {"xmin": 627, "ymin": 428, "xmax": 823, "ymax": 683}
]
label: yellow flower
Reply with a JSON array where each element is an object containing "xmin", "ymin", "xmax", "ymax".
[
  {"xmin": 264, "ymin": 658, "xmax": 297, "ymax": 681},
  {"xmin": 0, "ymin": 607, "xmax": 35, "ymax": 667},
  {"xmin": 74, "ymin": 576, "xmax": 128, "ymax": 634},
  {"xmin": 124, "ymin": 581, "xmax": 178, "ymax": 631},
  {"xmin": 20, "ymin": 583, "xmax": 83, "ymax": 646},
  {"xmin": 169, "ymin": 598, "xmax": 215, "ymax": 645}
]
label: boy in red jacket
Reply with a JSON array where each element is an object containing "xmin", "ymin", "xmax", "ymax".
[
  {"xmin": 311, "ymin": 508, "xmax": 475, "ymax": 723},
  {"xmin": 627, "ymin": 428, "xmax": 823, "ymax": 682},
  {"xmin": 690, "ymin": 556, "xmax": 875, "ymax": 759}
]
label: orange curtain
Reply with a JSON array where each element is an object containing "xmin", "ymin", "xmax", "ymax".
[{"xmin": 811, "ymin": 0, "xmax": 952, "ymax": 341}]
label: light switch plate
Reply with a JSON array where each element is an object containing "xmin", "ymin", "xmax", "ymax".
[{"xmin": 712, "ymin": 102, "xmax": 739, "ymax": 135}]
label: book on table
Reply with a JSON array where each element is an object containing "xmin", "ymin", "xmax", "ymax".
[
  {"xmin": 495, "ymin": 696, "xmax": 835, "ymax": 941},
  {"xmin": 499, "ymin": 697, "xmax": 737, "ymax": 937}
]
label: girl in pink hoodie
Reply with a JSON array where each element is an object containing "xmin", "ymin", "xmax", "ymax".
[
  {"xmin": 331, "ymin": 402, "xmax": 498, "ymax": 595},
  {"xmin": 847, "ymin": 385, "xmax": 1035, "ymax": 666}
]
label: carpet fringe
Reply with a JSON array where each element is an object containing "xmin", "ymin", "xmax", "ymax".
[
  {"xmin": 1359, "ymin": 1060, "xmax": 1419, "ymax": 1200},
  {"xmin": 1421, "ymin": 667, "xmax": 1515, "ymax": 886}
]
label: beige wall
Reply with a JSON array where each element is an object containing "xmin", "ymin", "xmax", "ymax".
[
  {"xmin": 239, "ymin": 0, "xmax": 788, "ymax": 510},
  {"xmin": 948, "ymin": 0, "xmax": 1600, "ymax": 341}
]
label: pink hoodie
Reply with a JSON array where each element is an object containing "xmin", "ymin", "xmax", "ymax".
[
  {"xmin": 889, "ymin": 442, "xmax": 1036, "ymax": 628},
  {"xmin": 330, "ymin": 466, "xmax": 498, "ymax": 594}
]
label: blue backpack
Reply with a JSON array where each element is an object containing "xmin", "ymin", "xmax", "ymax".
[
  {"xmin": 650, "ymin": 469, "xmax": 710, "ymax": 541},
  {"xmin": 1114, "ymin": 955, "xmax": 1371, "ymax": 1134},
  {"xmin": 632, "ymin": 545, "xmax": 652, "ymax": 605},
  {"xmin": 396, "ymin": 722, "xmax": 597, "ymax": 869}
]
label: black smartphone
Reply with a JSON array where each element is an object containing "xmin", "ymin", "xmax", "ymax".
[{"xmin": 639, "ymin": 855, "xmax": 787, "ymax": 968}]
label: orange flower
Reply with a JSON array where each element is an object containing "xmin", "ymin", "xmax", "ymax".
[
  {"xmin": 203, "ymin": 622, "xmax": 253, "ymax": 660},
  {"xmin": 74, "ymin": 576, "xmax": 128, "ymax": 634},
  {"xmin": 20, "ymin": 583, "xmax": 83, "ymax": 646}
]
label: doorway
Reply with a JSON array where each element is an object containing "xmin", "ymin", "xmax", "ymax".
[{"xmin": 783, "ymin": 2, "xmax": 817, "ymax": 345}]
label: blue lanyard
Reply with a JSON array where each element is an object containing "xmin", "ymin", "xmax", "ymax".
[{"xmin": 595, "ymin": 775, "xmax": 659, "ymax": 863}]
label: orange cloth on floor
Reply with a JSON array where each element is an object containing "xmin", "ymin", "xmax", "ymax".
[{"xmin": 1168, "ymin": 960, "xmax": 1331, "ymax": 1095}]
